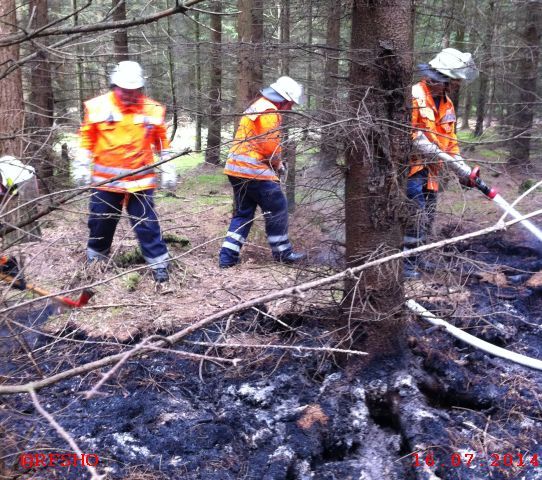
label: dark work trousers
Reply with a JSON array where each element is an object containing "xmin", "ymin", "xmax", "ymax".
[
  {"xmin": 219, "ymin": 176, "xmax": 292, "ymax": 266},
  {"xmin": 405, "ymin": 169, "xmax": 438, "ymax": 246},
  {"xmin": 87, "ymin": 189, "xmax": 169, "ymax": 269}
]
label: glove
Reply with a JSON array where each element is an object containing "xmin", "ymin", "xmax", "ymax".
[
  {"xmin": 72, "ymin": 149, "xmax": 92, "ymax": 186},
  {"xmin": 276, "ymin": 161, "xmax": 286, "ymax": 177},
  {"xmin": 160, "ymin": 151, "xmax": 178, "ymax": 190}
]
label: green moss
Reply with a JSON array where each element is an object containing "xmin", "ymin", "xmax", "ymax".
[
  {"xmin": 116, "ymin": 247, "xmax": 145, "ymax": 267},
  {"xmin": 163, "ymin": 233, "xmax": 190, "ymax": 247},
  {"xmin": 123, "ymin": 273, "xmax": 141, "ymax": 292},
  {"xmin": 519, "ymin": 179, "xmax": 542, "ymax": 195}
]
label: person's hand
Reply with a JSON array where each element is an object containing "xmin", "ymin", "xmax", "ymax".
[
  {"xmin": 160, "ymin": 152, "xmax": 178, "ymax": 190},
  {"xmin": 72, "ymin": 149, "xmax": 92, "ymax": 186}
]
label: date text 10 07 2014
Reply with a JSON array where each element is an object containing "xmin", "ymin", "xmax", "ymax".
[{"xmin": 412, "ymin": 452, "xmax": 539, "ymax": 468}]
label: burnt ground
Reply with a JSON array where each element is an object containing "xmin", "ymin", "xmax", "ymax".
[
  {"xmin": 2, "ymin": 157, "xmax": 542, "ymax": 480},
  {"xmin": 2, "ymin": 231, "xmax": 542, "ymax": 480}
]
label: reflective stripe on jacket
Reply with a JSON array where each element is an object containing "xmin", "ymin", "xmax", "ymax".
[
  {"xmin": 80, "ymin": 91, "xmax": 170, "ymax": 193},
  {"xmin": 224, "ymin": 97, "xmax": 282, "ymax": 181},
  {"xmin": 409, "ymin": 80, "xmax": 460, "ymax": 192}
]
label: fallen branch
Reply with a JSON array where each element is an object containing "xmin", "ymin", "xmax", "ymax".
[
  {"xmin": 186, "ymin": 341, "xmax": 367, "ymax": 356},
  {"xmin": 1, "ymin": 208, "xmax": 542, "ymax": 394},
  {"xmin": 0, "ymin": 148, "xmax": 192, "ymax": 236}
]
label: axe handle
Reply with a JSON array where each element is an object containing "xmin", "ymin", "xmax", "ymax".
[{"xmin": 0, "ymin": 273, "xmax": 77, "ymax": 307}]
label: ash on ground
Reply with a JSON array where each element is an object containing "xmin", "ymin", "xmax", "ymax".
[{"xmin": 2, "ymin": 232, "xmax": 542, "ymax": 480}]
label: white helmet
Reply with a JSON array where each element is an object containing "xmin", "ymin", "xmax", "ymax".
[
  {"xmin": 429, "ymin": 48, "xmax": 478, "ymax": 82},
  {"xmin": 269, "ymin": 76, "xmax": 305, "ymax": 105},
  {"xmin": 110, "ymin": 61, "xmax": 145, "ymax": 89},
  {"xmin": 0, "ymin": 156, "xmax": 35, "ymax": 193}
]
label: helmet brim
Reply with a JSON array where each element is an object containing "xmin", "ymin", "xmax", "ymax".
[{"xmin": 417, "ymin": 63, "xmax": 450, "ymax": 83}]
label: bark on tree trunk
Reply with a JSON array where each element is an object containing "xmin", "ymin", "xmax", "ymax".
[
  {"xmin": 508, "ymin": 0, "xmax": 541, "ymax": 167},
  {"xmin": 461, "ymin": 89, "xmax": 472, "ymax": 130},
  {"xmin": 204, "ymin": 2, "xmax": 223, "ymax": 166},
  {"xmin": 166, "ymin": 2, "xmax": 177, "ymax": 142},
  {"xmin": 236, "ymin": 0, "xmax": 264, "ymax": 123},
  {"xmin": 0, "ymin": 0, "xmax": 24, "ymax": 157},
  {"xmin": 474, "ymin": 0, "xmax": 495, "ymax": 137},
  {"xmin": 280, "ymin": 0, "xmax": 296, "ymax": 213},
  {"xmin": 73, "ymin": 0, "xmax": 85, "ymax": 121},
  {"xmin": 344, "ymin": 0, "xmax": 413, "ymax": 360},
  {"xmin": 112, "ymin": 0, "xmax": 129, "ymax": 61},
  {"xmin": 319, "ymin": 0, "xmax": 341, "ymax": 169},
  {"xmin": 194, "ymin": 11, "xmax": 202, "ymax": 152},
  {"xmin": 305, "ymin": 0, "xmax": 313, "ymax": 110},
  {"xmin": 27, "ymin": 0, "xmax": 55, "ymax": 184},
  {"xmin": 450, "ymin": 0, "xmax": 466, "ymax": 114}
]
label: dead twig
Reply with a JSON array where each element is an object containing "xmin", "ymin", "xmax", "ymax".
[
  {"xmin": 29, "ymin": 389, "xmax": 105, "ymax": 480},
  {"xmin": 186, "ymin": 340, "xmax": 367, "ymax": 356}
]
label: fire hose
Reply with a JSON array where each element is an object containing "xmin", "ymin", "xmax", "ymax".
[
  {"xmin": 407, "ymin": 299, "xmax": 542, "ymax": 371},
  {"xmin": 436, "ymin": 150, "xmax": 542, "ymax": 244}
]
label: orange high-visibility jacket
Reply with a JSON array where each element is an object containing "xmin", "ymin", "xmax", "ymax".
[
  {"xmin": 224, "ymin": 97, "xmax": 282, "ymax": 181},
  {"xmin": 80, "ymin": 91, "xmax": 170, "ymax": 193},
  {"xmin": 409, "ymin": 80, "xmax": 460, "ymax": 192}
]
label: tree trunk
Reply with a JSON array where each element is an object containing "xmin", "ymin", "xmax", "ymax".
[
  {"xmin": 450, "ymin": 0, "xmax": 466, "ymax": 113},
  {"xmin": 73, "ymin": 0, "xmax": 85, "ymax": 121},
  {"xmin": 461, "ymin": 89, "xmax": 472, "ymax": 130},
  {"xmin": 166, "ymin": 0, "xmax": 177, "ymax": 142},
  {"xmin": 0, "ymin": 0, "xmax": 24, "ymax": 157},
  {"xmin": 474, "ymin": 0, "xmax": 495, "ymax": 137},
  {"xmin": 305, "ymin": 0, "xmax": 313, "ymax": 110},
  {"xmin": 344, "ymin": 0, "xmax": 413, "ymax": 360},
  {"xmin": 236, "ymin": 0, "xmax": 264, "ymax": 120},
  {"xmin": 194, "ymin": 11, "xmax": 202, "ymax": 152},
  {"xmin": 204, "ymin": 2, "xmax": 223, "ymax": 166},
  {"xmin": 112, "ymin": 0, "xmax": 129, "ymax": 61},
  {"xmin": 508, "ymin": 0, "xmax": 541, "ymax": 167},
  {"xmin": 280, "ymin": 0, "xmax": 296, "ymax": 213},
  {"xmin": 27, "ymin": 0, "xmax": 55, "ymax": 184},
  {"xmin": 319, "ymin": 0, "xmax": 341, "ymax": 169}
]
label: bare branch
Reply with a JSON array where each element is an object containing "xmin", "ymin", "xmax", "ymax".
[
  {"xmin": 29, "ymin": 389, "xmax": 105, "ymax": 480},
  {"xmin": 0, "ymin": 0, "xmax": 206, "ymax": 47}
]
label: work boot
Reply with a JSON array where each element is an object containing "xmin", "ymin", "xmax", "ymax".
[
  {"xmin": 275, "ymin": 251, "xmax": 306, "ymax": 264},
  {"xmin": 219, "ymin": 259, "xmax": 239, "ymax": 269},
  {"xmin": 152, "ymin": 268, "xmax": 169, "ymax": 283}
]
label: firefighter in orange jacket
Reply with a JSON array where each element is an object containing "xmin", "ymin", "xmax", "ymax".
[
  {"xmin": 405, "ymin": 48, "xmax": 479, "ymax": 279},
  {"xmin": 75, "ymin": 61, "xmax": 173, "ymax": 283},
  {"xmin": 219, "ymin": 77, "xmax": 306, "ymax": 268}
]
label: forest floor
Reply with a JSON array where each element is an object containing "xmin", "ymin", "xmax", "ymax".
[{"xmin": 2, "ymin": 137, "xmax": 542, "ymax": 480}]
